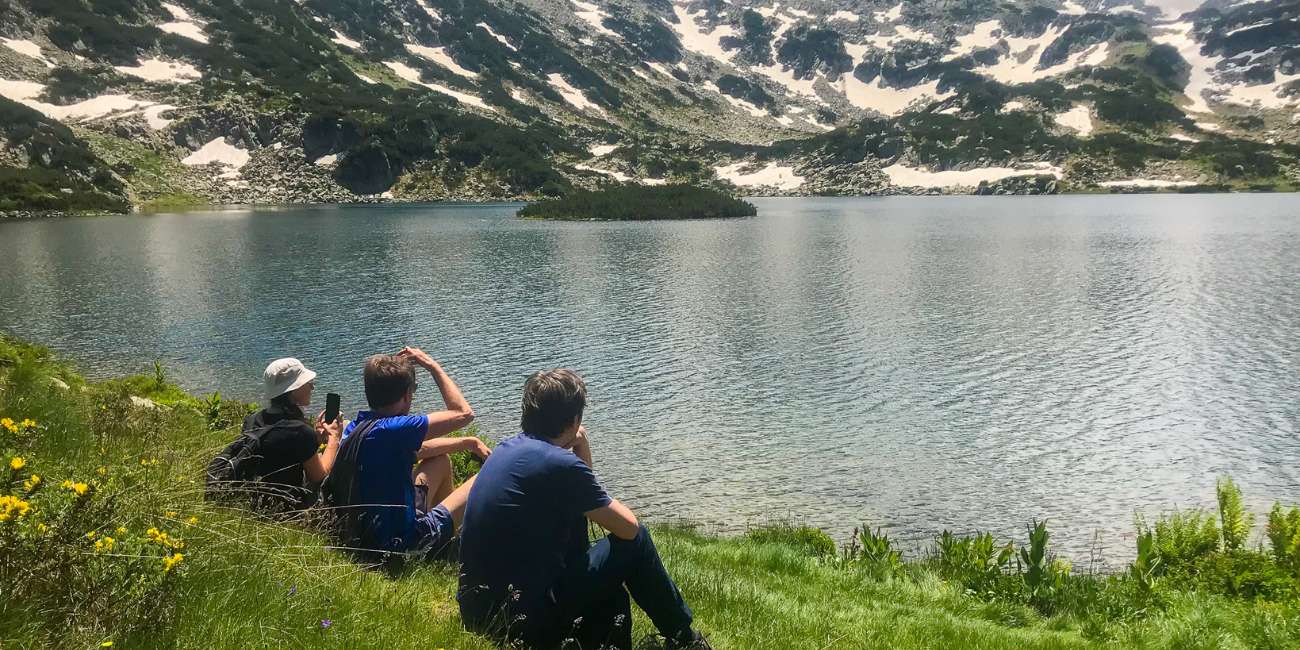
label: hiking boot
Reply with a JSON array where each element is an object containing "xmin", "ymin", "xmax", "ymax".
[{"xmin": 664, "ymin": 629, "xmax": 712, "ymax": 650}]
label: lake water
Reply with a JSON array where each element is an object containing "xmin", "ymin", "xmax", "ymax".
[{"xmin": 2, "ymin": 195, "xmax": 1298, "ymax": 562}]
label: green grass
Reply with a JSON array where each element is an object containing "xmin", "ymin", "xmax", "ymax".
[{"xmin": 2, "ymin": 334, "xmax": 1299, "ymax": 649}]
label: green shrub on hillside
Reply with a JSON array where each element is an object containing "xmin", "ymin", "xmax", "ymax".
[
  {"xmin": 518, "ymin": 184, "xmax": 756, "ymax": 221},
  {"xmin": 1218, "ymin": 477, "xmax": 1255, "ymax": 551}
]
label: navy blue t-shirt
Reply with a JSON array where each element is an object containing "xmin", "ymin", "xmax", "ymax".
[
  {"xmin": 342, "ymin": 411, "xmax": 429, "ymax": 551},
  {"xmin": 458, "ymin": 433, "xmax": 612, "ymax": 620}
]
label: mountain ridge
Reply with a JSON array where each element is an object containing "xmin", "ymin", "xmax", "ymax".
[{"xmin": 0, "ymin": 0, "xmax": 1298, "ymax": 213}]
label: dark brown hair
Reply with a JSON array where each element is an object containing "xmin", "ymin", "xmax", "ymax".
[
  {"xmin": 364, "ymin": 354, "xmax": 416, "ymax": 409},
  {"xmin": 520, "ymin": 369, "xmax": 587, "ymax": 439}
]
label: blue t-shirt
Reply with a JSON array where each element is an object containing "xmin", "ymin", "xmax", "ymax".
[
  {"xmin": 458, "ymin": 433, "xmax": 612, "ymax": 619},
  {"xmin": 342, "ymin": 411, "xmax": 429, "ymax": 551}
]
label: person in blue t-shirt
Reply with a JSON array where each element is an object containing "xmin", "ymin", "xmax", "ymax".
[
  {"xmin": 341, "ymin": 347, "xmax": 491, "ymax": 557},
  {"xmin": 458, "ymin": 369, "xmax": 709, "ymax": 650}
]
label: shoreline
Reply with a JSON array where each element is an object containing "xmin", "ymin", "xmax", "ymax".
[{"xmin": 4, "ymin": 188, "xmax": 1296, "ymax": 221}]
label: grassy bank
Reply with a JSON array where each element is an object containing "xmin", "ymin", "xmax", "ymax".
[{"xmin": 2, "ymin": 336, "xmax": 1299, "ymax": 649}]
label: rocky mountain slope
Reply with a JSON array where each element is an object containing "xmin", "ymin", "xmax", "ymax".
[{"xmin": 1, "ymin": 0, "xmax": 1298, "ymax": 211}]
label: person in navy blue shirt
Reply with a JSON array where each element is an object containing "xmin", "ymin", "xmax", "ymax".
[
  {"xmin": 458, "ymin": 369, "xmax": 709, "ymax": 650},
  {"xmin": 341, "ymin": 347, "xmax": 490, "ymax": 557}
]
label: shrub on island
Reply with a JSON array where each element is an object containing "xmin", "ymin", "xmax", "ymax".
[{"xmin": 517, "ymin": 184, "xmax": 757, "ymax": 220}]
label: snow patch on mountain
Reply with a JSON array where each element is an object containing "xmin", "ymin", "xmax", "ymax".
[
  {"xmin": 1055, "ymin": 104, "xmax": 1094, "ymax": 135},
  {"xmin": 405, "ymin": 44, "xmax": 479, "ymax": 79},
  {"xmin": 547, "ymin": 73, "xmax": 604, "ymax": 114},
  {"xmin": 874, "ymin": 3, "xmax": 903, "ymax": 23},
  {"xmin": 839, "ymin": 77, "xmax": 951, "ymax": 116},
  {"xmin": 413, "ymin": 0, "xmax": 442, "ymax": 22},
  {"xmin": 574, "ymin": 163, "xmax": 631, "ymax": 182},
  {"xmin": 945, "ymin": 21, "xmax": 1001, "ymax": 62},
  {"xmin": 0, "ymin": 79, "xmax": 178, "ymax": 128},
  {"xmin": 384, "ymin": 61, "xmax": 493, "ymax": 110},
  {"xmin": 709, "ymin": 82, "xmax": 767, "ymax": 117},
  {"xmin": 114, "ymin": 58, "xmax": 201, "ymax": 84},
  {"xmin": 671, "ymin": 5, "xmax": 736, "ymax": 64},
  {"xmin": 884, "ymin": 162, "xmax": 1062, "ymax": 188},
  {"xmin": 331, "ymin": 30, "xmax": 362, "ymax": 50},
  {"xmin": 572, "ymin": 0, "xmax": 620, "ymax": 39},
  {"xmin": 715, "ymin": 161, "xmax": 804, "ymax": 190},
  {"xmin": 3, "ymin": 39, "xmax": 53, "ymax": 68},
  {"xmin": 477, "ymin": 23, "xmax": 517, "ymax": 51},
  {"xmin": 1168, "ymin": 132, "xmax": 1199, "ymax": 142},
  {"xmin": 978, "ymin": 26, "xmax": 1109, "ymax": 84},
  {"xmin": 182, "ymin": 137, "xmax": 250, "ymax": 170},
  {"xmin": 830, "ymin": 11, "xmax": 860, "ymax": 22},
  {"xmin": 589, "ymin": 144, "xmax": 617, "ymax": 157},
  {"xmin": 158, "ymin": 3, "xmax": 209, "ymax": 44},
  {"xmin": 1154, "ymin": 22, "xmax": 1219, "ymax": 113}
]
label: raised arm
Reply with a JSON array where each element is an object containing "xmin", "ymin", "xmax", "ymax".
[
  {"xmin": 416, "ymin": 435, "xmax": 491, "ymax": 460},
  {"xmin": 397, "ymin": 347, "xmax": 475, "ymax": 439},
  {"xmin": 303, "ymin": 412, "xmax": 344, "ymax": 484}
]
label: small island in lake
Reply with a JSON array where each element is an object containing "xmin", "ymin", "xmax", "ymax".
[{"xmin": 517, "ymin": 184, "xmax": 757, "ymax": 221}]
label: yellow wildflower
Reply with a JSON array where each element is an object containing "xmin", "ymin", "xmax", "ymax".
[
  {"xmin": 86, "ymin": 530, "xmax": 98, "ymax": 540},
  {"xmin": 9, "ymin": 456, "xmax": 25, "ymax": 471},
  {"xmin": 116, "ymin": 526, "xmax": 128, "ymax": 535},
  {"xmin": 165, "ymin": 511, "xmax": 177, "ymax": 518},
  {"xmin": 162, "ymin": 553, "xmax": 184, "ymax": 573},
  {"xmin": 37, "ymin": 522, "xmax": 48, "ymax": 533},
  {"xmin": 96, "ymin": 466, "xmax": 107, "ymax": 476},
  {"xmin": 0, "ymin": 495, "xmax": 32, "ymax": 522},
  {"xmin": 94, "ymin": 536, "xmax": 116, "ymax": 553},
  {"xmin": 186, "ymin": 516, "xmax": 198, "ymax": 525},
  {"xmin": 64, "ymin": 481, "xmax": 89, "ymax": 496},
  {"xmin": 23, "ymin": 474, "xmax": 41, "ymax": 492},
  {"xmin": 0, "ymin": 417, "xmax": 14, "ymax": 433},
  {"xmin": 19, "ymin": 419, "xmax": 35, "ymax": 429},
  {"xmin": 101, "ymin": 642, "xmax": 114, "ymax": 648}
]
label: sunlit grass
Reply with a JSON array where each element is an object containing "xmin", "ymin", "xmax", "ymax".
[{"xmin": 2, "ymin": 334, "xmax": 1298, "ymax": 649}]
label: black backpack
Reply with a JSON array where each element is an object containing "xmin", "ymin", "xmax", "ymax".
[
  {"xmin": 204, "ymin": 414, "xmax": 303, "ymax": 506},
  {"xmin": 320, "ymin": 419, "xmax": 379, "ymax": 551}
]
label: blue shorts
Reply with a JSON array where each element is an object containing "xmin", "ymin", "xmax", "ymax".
[{"xmin": 412, "ymin": 504, "xmax": 456, "ymax": 560}]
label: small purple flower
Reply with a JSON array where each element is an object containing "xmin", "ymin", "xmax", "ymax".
[
  {"xmin": 288, "ymin": 585, "xmax": 297, "ymax": 596},
  {"xmin": 320, "ymin": 619, "xmax": 332, "ymax": 629}
]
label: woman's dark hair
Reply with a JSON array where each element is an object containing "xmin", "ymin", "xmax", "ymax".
[
  {"xmin": 270, "ymin": 392, "xmax": 305, "ymax": 419},
  {"xmin": 520, "ymin": 369, "xmax": 586, "ymax": 439}
]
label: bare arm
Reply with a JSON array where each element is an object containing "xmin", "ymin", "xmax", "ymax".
[
  {"xmin": 397, "ymin": 347, "xmax": 475, "ymax": 439},
  {"xmin": 415, "ymin": 436, "xmax": 491, "ymax": 461},
  {"xmin": 303, "ymin": 413, "xmax": 344, "ymax": 484},
  {"xmin": 586, "ymin": 499, "xmax": 639, "ymax": 540}
]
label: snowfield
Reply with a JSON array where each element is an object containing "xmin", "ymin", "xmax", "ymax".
[
  {"xmin": 114, "ymin": 58, "xmax": 202, "ymax": 84},
  {"xmin": 715, "ymin": 161, "xmax": 804, "ymax": 191},
  {"xmin": 883, "ymin": 162, "xmax": 1063, "ymax": 188},
  {"xmin": 182, "ymin": 137, "xmax": 250, "ymax": 170},
  {"xmin": 383, "ymin": 61, "xmax": 493, "ymax": 111}
]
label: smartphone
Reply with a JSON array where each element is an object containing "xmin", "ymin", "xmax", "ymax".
[{"xmin": 324, "ymin": 392, "xmax": 341, "ymax": 424}]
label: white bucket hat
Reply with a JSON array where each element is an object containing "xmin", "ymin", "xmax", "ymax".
[{"xmin": 263, "ymin": 358, "xmax": 317, "ymax": 402}]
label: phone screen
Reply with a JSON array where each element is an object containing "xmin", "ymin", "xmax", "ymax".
[{"xmin": 324, "ymin": 393, "xmax": 341, "ymax": 424}]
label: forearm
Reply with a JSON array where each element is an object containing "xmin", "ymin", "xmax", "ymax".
[
  {"xmin": 427, "ymin": 363, "xmax": 471, "ymax": 414},
  {"xmin": 572, "ymin": 439, "xmax": 593, "ymax": 468},
  {"xmin": 318, "ymin": 439, "xmax": 340, "ymax": 475},
  {"xmin": 416, "ymin": 436, "xmax": 471, "ymax": 460}
]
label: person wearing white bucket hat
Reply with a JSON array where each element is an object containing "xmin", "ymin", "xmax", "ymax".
[{"xmin": 226, "ymin": 357, "xmax": 345, "ymax": 513}]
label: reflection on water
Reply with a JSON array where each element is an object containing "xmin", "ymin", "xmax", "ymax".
[{"xmin": 2, "ymin": 195, "xmax": 1298, "ymax": 561}]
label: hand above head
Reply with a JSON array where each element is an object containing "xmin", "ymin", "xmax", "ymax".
[{"xmin": 396, "ymin": 346, "xmax": 439, "ymax": 372}]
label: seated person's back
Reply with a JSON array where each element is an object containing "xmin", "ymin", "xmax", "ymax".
[
  {"xmin": 210, "ymin": 358, "xmax": 342, "ymax": 513},
  {"xmin": 336, "ymin": 348, "xmax": 487, "ymax": 555},
  {"xmin": 459, "ymin": 369, "xmax": 708, "ymax": 650},
  {"xmin": 458, "ymin": 430, "xmax": 610, "ymax": 613}
]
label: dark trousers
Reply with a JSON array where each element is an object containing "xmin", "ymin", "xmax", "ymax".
[{"xmin": 535, "ymin": 525, "xmax": 693, "ymax": 650}]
